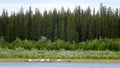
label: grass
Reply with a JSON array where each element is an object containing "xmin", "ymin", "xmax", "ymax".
[
  {"xmin": 0, "ymin": 48, "xmax": 119, "ymax": 59},
  {"xmin": 0, "ymin": 58, "xmax": 120, "ymax": 62},
  {"xmin": 0, "ymin": 58, "xmax": 26, "ymax": 62}
]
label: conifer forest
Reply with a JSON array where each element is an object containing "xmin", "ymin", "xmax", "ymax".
[{"xmin": 0, "ymin": 4, "xmax": 120, "ymax": 51}]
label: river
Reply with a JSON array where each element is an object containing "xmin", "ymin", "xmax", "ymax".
[{"xmin": 0, "ymin": 62, "xmax": 119, "ymax": 68}]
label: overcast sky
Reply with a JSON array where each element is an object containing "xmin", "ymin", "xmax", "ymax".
[{"xmin": 0, "ymin": 0, "xmax": 120, "ymax": 15}]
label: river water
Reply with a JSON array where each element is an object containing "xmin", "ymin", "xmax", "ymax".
[{"xmin": 0, "ymin": 62, "xmax": 119, "ymax": 68}]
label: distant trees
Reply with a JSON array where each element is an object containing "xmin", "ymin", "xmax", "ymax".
[
  {"xmin": 0, "ymin": 5, "xmax": 120, "ymax": 42},
  {"xmin": 0, "ymin": 10, "xmax": 9, "ymax": 41},
  {"xmin": 16, "ymin": 8, "xmax": 25, "ymax": 40}
]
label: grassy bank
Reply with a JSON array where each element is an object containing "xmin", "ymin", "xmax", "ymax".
[
  {"xmin": 0, "ymin": 48, "xmax": 119, "ymax": 59},
  {"xmin": 0, "ymin": 58, "xmax": 26, "ymax": 62},
  {"xmin": 0, "ymin": 58, "xmax": 120, "ymax": 62},
  {"xmin": 0, "ymin": 38, "xmax": 120, "ymax": 62}
]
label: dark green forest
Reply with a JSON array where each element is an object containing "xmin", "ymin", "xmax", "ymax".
[{"xmin": 0, "ymin": 4, "xmax": 120, "ymax": 42}]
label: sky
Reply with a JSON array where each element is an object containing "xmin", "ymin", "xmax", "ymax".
[{"xmin": 0, "ymin": 0, "xmax": 120, "ymax": 15}]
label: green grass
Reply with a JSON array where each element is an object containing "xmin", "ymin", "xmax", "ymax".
[{"xmin": 0, "ymin": 48, "xmax": 119, "ymax": 59}]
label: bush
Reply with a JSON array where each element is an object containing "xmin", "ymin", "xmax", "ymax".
[{"xmin": 0, "ymin": 37, "xmax": 120, "ymax": 51}]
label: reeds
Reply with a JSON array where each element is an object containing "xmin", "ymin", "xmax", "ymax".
[{"xmin": 0, "ymin": 48, "xmax": 119, "ymax": 59}]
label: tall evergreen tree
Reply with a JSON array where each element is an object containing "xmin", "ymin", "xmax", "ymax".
[
  {"xmin": 16, "ymin": 7, "xmax": 25, "ymax": 39},
  {"xmin": 1, "ymin": 9, "xmax": 9, "ymax": 41},
  {"xmin": 67, "ymin": 9, "xmax": 79, "ymax": 42},
  {"xmin": 6, "ymin": 13, "xmax": 16, "ymax": 42},
  {"xmin": 32, "ymin": 8, "xmax": 42, "ymax": 40}
]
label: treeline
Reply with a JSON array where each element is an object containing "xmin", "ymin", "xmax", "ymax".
[{"xmin": 0, "ymin": 4, "xmax": 120, "ymax": 42}]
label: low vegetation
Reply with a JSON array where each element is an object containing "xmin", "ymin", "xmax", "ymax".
[
  {"xmin": 0, "ymin": 48, "xmax": 119, "ymax": 59},
  {"xmin": 0, "ymin": 37, "xmax": 120, "ymax": 59},
  {"xmin": 0, "ymin": 37, "xmax": 120, "ymax": 51}
]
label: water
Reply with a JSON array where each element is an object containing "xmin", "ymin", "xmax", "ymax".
[{"xmin": 0, "ymin": 62, "xmax": 119, "ymax": 68}]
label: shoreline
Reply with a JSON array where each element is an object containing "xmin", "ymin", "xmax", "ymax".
[{"xmin": 0, "ymin": 58, "xmax": 120, "ymax": 62}]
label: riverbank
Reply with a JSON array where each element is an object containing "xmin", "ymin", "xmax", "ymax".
[
  {"xmin": 0, "ymin": 49, "xmax": 120, "ymax": 59},
  {"xmin": 0, "ymin": 58, "xmax": 120, "ymax": 62}
]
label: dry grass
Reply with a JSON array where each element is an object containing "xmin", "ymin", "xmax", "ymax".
[{"xmin": 0, "ymin": 58, "xmax": 120, "ymax": 62}]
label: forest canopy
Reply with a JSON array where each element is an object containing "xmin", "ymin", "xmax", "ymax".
[{"xmin": 0, "ymin": 4, "xmax": 120, "ymax": 42}]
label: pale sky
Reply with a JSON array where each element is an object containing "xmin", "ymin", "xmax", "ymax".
[{"xmin": 0, "ymin": 0, "xmax": 120, "ymax": 15}]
